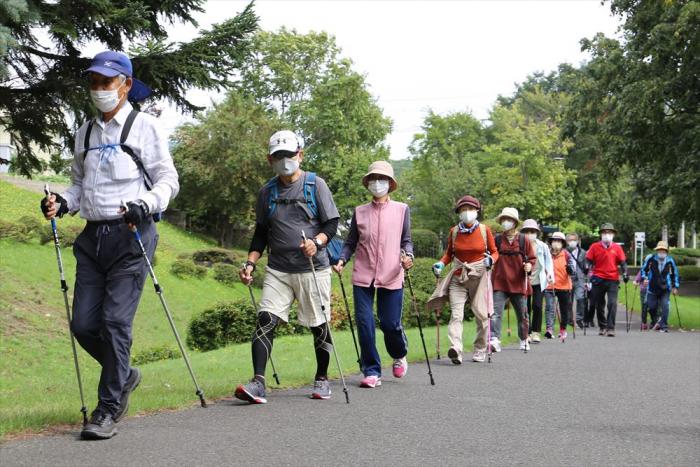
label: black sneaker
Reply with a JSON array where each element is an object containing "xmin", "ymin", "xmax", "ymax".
[
  {"xmin": 234, "ymin": 379, "xmax": 267, "ymax": 404},
  {"xmin": 81, "ymin": 409, "xmax": 117, "ymax": 440},
  {"xmin": 598, "ymin": 328, "xmax": 606, "ymax": 336},
  {"xmin": 576, "ymin": 320, "xmax": 584, "ymax": 329},
  {"xmin": 114, "ymin": 367, "xmax": 142, "ymax": 422},
  {"xmin": 447, "ymin": 348, "xmax": 462, "ymax": 365}
]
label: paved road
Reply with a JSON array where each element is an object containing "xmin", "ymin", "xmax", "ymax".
[{"xmin": 2, "ymin": 317, "xmax": 699, "ymax": 467}]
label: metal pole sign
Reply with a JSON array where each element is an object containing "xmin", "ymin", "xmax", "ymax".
[{"xmin": 634, "ymin": 232, "xmax": 645, "ymax": 266}]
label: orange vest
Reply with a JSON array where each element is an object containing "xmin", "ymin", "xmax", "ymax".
[{"xmin": 547, "ymin": 251, "xmax": 572, "ymax": 291}]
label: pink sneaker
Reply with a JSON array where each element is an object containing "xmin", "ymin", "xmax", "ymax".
[
  {"xmin": 560, "ymin": 329, "xmax": 568, "ymax": 342},
  {"xmin": 392, "ymin": 357, "xmax": 407, "ymax": 378},
  {"xmin": 359, "ymin": 375, "xmax": 381, "ymax": 388}
]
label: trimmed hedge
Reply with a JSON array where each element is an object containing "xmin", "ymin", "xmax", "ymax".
[
  {"xmin": 412, "ymin": 229, "xmax": 440, "ymax": 258},
  {"xmin": 0, "ymin": 216, "xmax": 43, "ymax": 242},
  {"xmin": 213, "ymin": 263, "xmax": 238, "ymax": 286},
  {"xmin": 673, "ymin": 248, "xmax": 700, "ymax": 258},
  {"xmin": 39, "ymin": 224, "xmax": 83, "ymax": 247},
  {"xmin": 170, "ymin": 259, "xmax": 207, "ymax": 279},
  {"xmin": 192, "ymin": 248, "xmax": 242, "ymax": 267},
  {"xmin": 678, "ymin": 266, "xmax": 700, "ymax": 282},
  {"xmin": 131, "ymin": 345, "xmax": 181, "ymax": 365}
]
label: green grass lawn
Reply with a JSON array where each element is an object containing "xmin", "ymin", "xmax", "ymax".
[{"xmin": 0, "ymin": 180, "xmax": 519, "ymax": 438}]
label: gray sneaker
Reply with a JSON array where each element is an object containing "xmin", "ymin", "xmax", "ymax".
[
  {"xmin": 114, "ymin": 367, "xmax": 141, "ymax": 422},
  {"xmin": 310, "ymin": 379, "xmax": 331, "ymax": 400},
  {"xmin": 234, "ymin": 379, "xmax": 267, "ymax": 404}
]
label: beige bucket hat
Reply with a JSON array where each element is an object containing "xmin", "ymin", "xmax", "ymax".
[
  {"xmin": 496, "ymin": 207, "xmax": 520, "ymax": 226},
  {"xmin": 654, "ymin": 241, "xmax": 669, "ymax": 251},
  {"xmin": 362, "ymin": 160, "xmax": 397, "ymax": 193}
]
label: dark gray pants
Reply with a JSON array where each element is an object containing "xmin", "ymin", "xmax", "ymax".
[
  {"xmin": 70, "ymin": 219, "xmax": 157, "ymax": 416},
  {"xmin": 589, "ymin": 277, "xmax": 618, "ymax": 330}
]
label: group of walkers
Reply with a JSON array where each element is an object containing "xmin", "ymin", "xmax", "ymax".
[{"xmin": 39, "ymin": 50, "xmax": 683, "ymax": 441}]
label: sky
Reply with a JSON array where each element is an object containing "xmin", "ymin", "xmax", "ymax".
[{"xmin": 157, "ymin": 0, "xmax": 622, "ymax": 159}]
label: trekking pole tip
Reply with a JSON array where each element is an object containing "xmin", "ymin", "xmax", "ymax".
[{"xmin": 343, "ymin": 389, "xmax": 350, "ymax": 404}]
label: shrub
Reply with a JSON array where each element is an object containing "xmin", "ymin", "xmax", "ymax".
[
  {"xmin": 678, "ymin": 266, "xmax": 700, "ymax": 282},
  {"xmin": 412, "ymin": 229, "xmax": 440, "ymax": 258},
  {"xmin": 132, "ymin": 345, "xmax": 181, "ymax": 365},
  {"xmin": 187, "ymin": 299, "xmax": 258, "ymax": 351},
  {"xmin": 192, "ymin": 248, "xmax": 241, "ymax": 267},
  {"xmin": 673, "ymin": 255, "xmax": 697, "ymax": 266},
  {"xmin": 672, "ymin": 248, "xmax": 700, "ymax": 258},
  {"xmin": 170, "ymin": 258, "xmax": 207, "ymax": 279},
  {"xmin": 0, "ymin": 220, "xmax": 33, "ymax": 242},
  {"xmin": 250, "ymin": 257, "xmax": 267, "ymax": 289},
  {"xmin": 401, "ymin": 258, "xmax": 452, "ymax": 328},
  {"xmin": 213, "ymin": 263, "xmax": 238, "ymax": 286},
  {"xmin": 39, "ymin": 224, "xmax": 83, "ymax": 247}
]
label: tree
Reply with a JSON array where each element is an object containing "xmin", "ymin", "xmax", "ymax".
[
  {"xmin": 171, "ymin": 91, "xmax": 280, "ymax": 247},
  {"xmin": 567, "ymin": 0, "xmax": 700, "ymax": 222},
  {"xmin": 0, "ymin": 0, "xmax": 258, "ymax": 175}
]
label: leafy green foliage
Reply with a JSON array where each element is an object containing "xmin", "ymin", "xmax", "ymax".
[
  {"xmin": 1, "ymin": 0, "xmax": 258, "ymax": 175},
  {"xmin": 212, "ymin": 263, "xmax": 239, "ymax": 287},
  {"xmin": 170, "ymin": 259, "xmax": 207, "ymax": 279},
  {"xmin": 678, "ymin": 266, "xmax": 700, "ymax": 282},
  {"xmin": 411, "ymin": 229, "xmax": 440, "ymax": 258},
  {"xmin": 131, "ymin": 345, "xmax": 181, "ymax": 366},
  {"xmin": 673, "ymin": 248, "xmax": 700, "ymax": 258}
]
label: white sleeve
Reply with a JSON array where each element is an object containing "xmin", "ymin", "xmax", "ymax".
[{"xmin": 61, "ymin": 125, "xmax": 86, "ymax": 212}]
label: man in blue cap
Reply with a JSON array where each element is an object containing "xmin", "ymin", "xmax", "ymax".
[{"xmin": 40, "ymin": 51, "xmax": 179, "ymax": 439}]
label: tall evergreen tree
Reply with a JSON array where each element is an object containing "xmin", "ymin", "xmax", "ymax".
[{"xmin": 0, "ymin": 0, "xmax": 258, "ymax": 174}]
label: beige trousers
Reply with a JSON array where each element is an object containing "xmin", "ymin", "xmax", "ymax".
[{"xmin": 447, "ymin": 272, "xmax": 489, "ymax": 354}]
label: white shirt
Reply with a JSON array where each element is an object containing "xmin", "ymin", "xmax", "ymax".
[{"xmin": 62, "ymin": 102, "xmax": 179, "ymax": 221}]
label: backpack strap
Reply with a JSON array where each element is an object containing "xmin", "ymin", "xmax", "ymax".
[
  {"xmin": 495, "ymin": 232, "xmax": 527, "ymax": 260},
  {"xmin": 303, "ymin": 172, "xmax": 319, "ymax": 218},
  {"xmin": 264, "ymin": 176, "xmax": 280, "ymax": 221},
  {"xmin": 82, "ymin": 119, "xmax": 94, "ymax": 156},
  {"xmin": 519, "ymin": 233, "xmax": 527, "ymax": 261},
  {"xmin": 118, "ymin": 110, "xmax": 153, "ymax": 191},
  {"xmin": 479, "ymin": 224, "xmax": 487, "ymax": 254}
]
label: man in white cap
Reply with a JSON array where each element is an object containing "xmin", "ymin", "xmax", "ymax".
[
  {"xmin": 237, "ymin": 130, "xmax": 340, "ymax": 403},
  {"xmin": 641, "ymin": 241, "xmax": 680, "ymax": 332},
  {"xmin": 40, "ymin": 50, "xmax": 179, "ymax": 439},
  {"xmin": 489, "ymin": 207, "xmax": 536, "ymax": 352}
]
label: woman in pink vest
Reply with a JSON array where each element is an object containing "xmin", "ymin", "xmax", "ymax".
[{"xmin": 334, "ymin": 161, "xmax": 414, "ymax": 388}]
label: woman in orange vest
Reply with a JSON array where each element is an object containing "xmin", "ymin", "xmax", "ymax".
[{"xmin": 544, "ymin": 232, "xmax": 577, "ymax": 342}]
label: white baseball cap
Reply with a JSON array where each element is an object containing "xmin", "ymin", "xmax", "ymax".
[{"xmin": 269, "ymin": 130, "xmax": 302, "ymax": 155}]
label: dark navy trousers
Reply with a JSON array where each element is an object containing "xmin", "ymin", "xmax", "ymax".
[{"xmin": 70, "ymin": 219, "xmax": 157, "ymax": 416}]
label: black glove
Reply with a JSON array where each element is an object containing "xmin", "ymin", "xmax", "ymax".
[
  {"xmin": 40, "ymin": 192, "xmax": 68, "ymax": 218},
  {"xmin": 623, "ymin": 274, "xmax": 629, "ymax": 283},
  {"xmin": 123, "ymin": 201, "xmax": 148, "ymax": 227}
]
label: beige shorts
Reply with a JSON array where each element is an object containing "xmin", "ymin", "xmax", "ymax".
[{"xmin": 258, "ymin": 266, "xmax": 332, "ymax": 328}]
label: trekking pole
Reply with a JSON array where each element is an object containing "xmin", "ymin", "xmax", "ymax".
[
  {"xmin": 402, "ymin": 249, "xmax": 435, "ymax": 385},
  {"xmin": 121, "ymin": 202, "xmax": 206, "ymax": 408},
  {"xmin": 583, "ymin": 288, "xmax": 589, "ymax": 336},
  {"xmin": 336, "ymin": 271, "xmax": 362, "ymax": 372},
  {"xmin": 624, "ymin": 282, "xmax": 630, "ymax": 332},
  {"xmin": 486, "ymin": 268, "xmax": 493, "ymax": 363},
  {"xmin": 506, "ymin": 302, "xmax": 511, "ymax": 337},
  {"xmin": 302, "ymin": 231, "xmax": 349, "ymax": 403},
  {"xmin": 45, "ymin": 185, "xmax": 89, "ymax": 426},
  {"xmin": 434, "ymin": 276, "xmax": 441, "ymax": 360},
  {"xmin": 672, "ymin": 293, "xmax": 683, "ymax": 331},
  {"xmin": 627, "ymin": 284, "xmax": 637, "ymax": 333},
  {"xmin": 247, "ymin": 285, "xmax": 280, "ymax": 385}
]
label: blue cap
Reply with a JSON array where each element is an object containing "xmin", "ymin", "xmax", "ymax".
[{"xmin": 84, "ymin": 51, "xmax": 151, "ymax": 102}]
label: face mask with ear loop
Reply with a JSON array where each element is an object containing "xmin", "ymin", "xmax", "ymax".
[{"xmin": 90, "ymin": 76, "xmax": 127, "ymax": 113}]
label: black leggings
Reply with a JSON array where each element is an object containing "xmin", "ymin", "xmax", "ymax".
[{"xmin": 528, "ymin": 283, "xmax": 545, "ymax": 334}]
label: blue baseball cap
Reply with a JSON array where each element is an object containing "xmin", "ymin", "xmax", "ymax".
[{"xmin": 84, "ymin": 51, "xmax": 151, "ymax": 102}]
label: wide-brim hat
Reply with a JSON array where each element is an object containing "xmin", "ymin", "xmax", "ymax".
[
  {"xmin": 454, "ymin": 195, "xmax": 481, "ymax": 213},
  {"xmin": 521, "ymin": 219, "xmax": 540, "ymax": 232},
  {"xmin": 362, "ymin": 160, "xmax": 397, "ymax": 193},
  {"xmin": 84, "ymin": 50, "xmax": 151, "ymax": 102},
  {"xmin": 599, "ymin": 223, "xmax": 617, "ymax": 233},
  {"xmin": 496, "ymin": 207, "xmax": 520, "ymax": 226},
  {"xmin": 549, "ymin": 231, "xmax": 566, "ymax": 242},
  {"xmin": 654, "ymin": 241, "xmax": 669, "ymax": 251}
]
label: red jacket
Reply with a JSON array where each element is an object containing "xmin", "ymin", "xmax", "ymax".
[
  {"xmin": 492, "ymin": 233, "xmax": 536, "ymax": 295},
  {"xmin": 586, "ymin": 241, "xmax": 626, "ymax": 281}
]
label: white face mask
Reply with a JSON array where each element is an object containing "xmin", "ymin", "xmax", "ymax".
[
  {"xmin": 551, "ymin": 241, "xmax": 563, "ymax": 251},
  {"xmin": 272, "ymin": 157, "xmax": 299, "ymax": 176},
  {"xmin": 501, "ymin": 220, "xmax": 515, "ymax": 231},
  {"xmin": 657, "ymin": 252, "xmax": 667, "ymax": 260},
  {"xmin": 567, "ymin": 240, "xmax": 578, "ymax": 249},
  {"xmin": 90, "ymin": 81, "xmax": 126, "ymax": 113},
  {"xmin": 367, "ymin": 180, "xmax": 390, "ymax": 198},
  {"xmin": 459, "ymin": 210, "xmax": 478, "ymax": 224},
  {"xmin": 525, "ymin": 232, "xmax": 537, "ymax": 242},
  {"xmin": 601, "ymin": 233, "xmax": 614, "ymax": 244}
]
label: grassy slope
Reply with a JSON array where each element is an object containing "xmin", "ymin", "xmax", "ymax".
[{"xmin": 1, "ymin": 181, "xmax": 516, "ymax": 437}]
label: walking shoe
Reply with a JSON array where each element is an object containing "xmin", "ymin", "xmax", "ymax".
[
  {"xmin": 310, "ymin": 379, "xmax": 332, "ymax": 400},
  {"xmin": 447, "ymin": 348, "xmax": 462, "ymax": 365},
  {"xmin": 544, "ymin": 328, "xmax": 553, "ymax": 339},
  {"xmin": 472, "ymin": 350, "xmax": 486, "ymax": 362},
  {"xmin": 392, "ymin": 357, "xmax": 408, "ymax": 378},
  {"xmin": 560, "ymin": 330, "xmax": 568, "ymax": 342},
  {"xmin": 607, "ymin": 329, "xmax": 616, "ymax": 337},
  {"xmin": 234, "ymin": 379, "xmax": 267, "ymax": 404},
  {"xmin": 114, "ymin": 367, "xmax": 141, "ymax": 422},
  {"xmin": 652, "ymin": 323, "xmax": 661, "ymax": 331},
  {"xmin": 598, "ymin": 328, "xmax": 606, "ymax": 336},
  {"xmin": 81, "ymin": 409, "xmax": 117, "ymax": 440},
  {"xmin": 531, "ymin": 332, "xmax": 541, "ymax": 343},
  {"xmin": 661, "ymin": 328, "xmax": 669, "ymax": 333},
  {"xmin": 576, "ymin": 320, "xmax": 584, "ymax": 329},
  {"xmin": 641, "ymin": 323, "xmax": 649, "ymax": 331},
  {"xmin": 489, "ymin": 338, "xmax": 502, "ymax": 353},
  {"xmin": 359, "ymin": 375, "xmax": 381, "ymax": 388},
  {"xmin": 519, "ymin": 339, "xmax": 530, "ymax": 352}
]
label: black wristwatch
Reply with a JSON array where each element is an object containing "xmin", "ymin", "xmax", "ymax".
[
  {"xmin": 313, "ymin": 238, "xmax": 325, "ymax": 249},
  {"xmin": 242, "ymin": 260, "xmax": 256, "ymax": 273}
]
